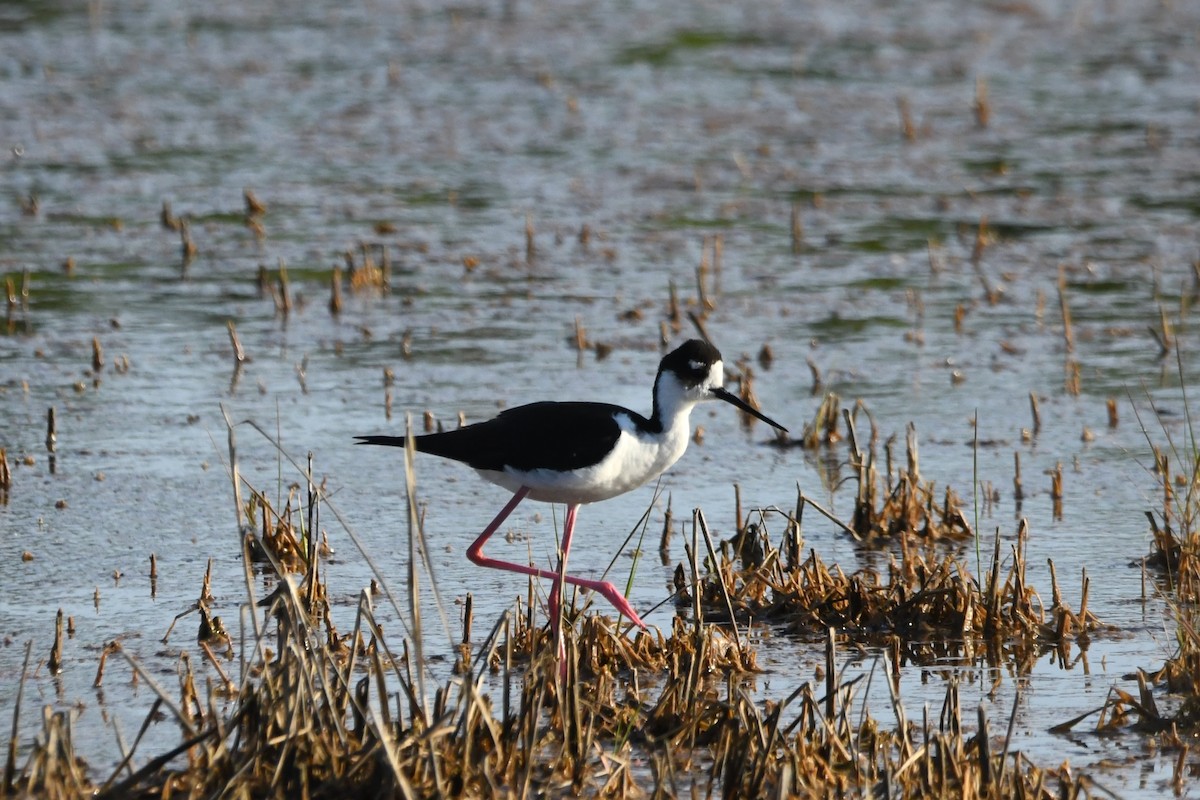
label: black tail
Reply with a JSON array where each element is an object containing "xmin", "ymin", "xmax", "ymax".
[{"xmin": 354, "ymin": 435, "xmax": 408, "ymax": 447}]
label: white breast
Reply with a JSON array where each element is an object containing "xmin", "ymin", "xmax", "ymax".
[{"xmin": 477, "ymin": 412, "xmax": 692, "ymax": 505}]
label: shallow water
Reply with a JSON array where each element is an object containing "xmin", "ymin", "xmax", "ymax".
[{"xmin": 2, "ymin": 0, "xmax": 1199, "ymax": 794}]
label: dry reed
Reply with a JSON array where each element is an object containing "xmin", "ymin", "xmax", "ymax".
[{"xmin": 3, "ymin": 424, "xmax": 1105, "ymax": 799}]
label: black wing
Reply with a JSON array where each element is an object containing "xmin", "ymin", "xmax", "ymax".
[{"xmin": 357, "ymin": 401, "xmax": 642, "ymax": 473}]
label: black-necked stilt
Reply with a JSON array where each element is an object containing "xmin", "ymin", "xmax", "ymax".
[{"xmin": 356, "ymin": 339, "xmax": 787, "ymax": 633}]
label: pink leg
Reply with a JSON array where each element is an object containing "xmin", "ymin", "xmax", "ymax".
[
  {"xmin": 548, "ymin": 504, "xmax": 579, "ymax": 660},
  {"xmin": 466, "ymin": 488, "xmax": 646, "ymax": 628},
  {"xmin": 546, "ymin": 504, "xmax": 579, "ymax": 667}
]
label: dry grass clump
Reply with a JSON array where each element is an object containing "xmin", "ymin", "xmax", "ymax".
[
  {"xmin": 726, "ymin": 656, "xmax": 1100, "ymax": 800},
  {"xmin": 779, "ymin": 399, "xmax": 972, "ymax": 543},
  {"xmin": 7, "ymin": 705, "xmax": 93, "ymax": 799},
  {"xmin": 6, "ymin": 583, "xmax": 1103, "ymax": 799},
  {"xmin": 243, "ymin": 483, "xmax": 332, "ymax": 574},
  {"xmin": 344, "ymin": 242, "xmax": 390, "ymax": 293},
  {"xmin": 1143, "ymin": 446, "xmax": 1200, "ymax": 603},
  {"xmin": 5, "ymin": 590, "xmax": 1101, "ymax": 799},
  {"xmin": 1122, "ymin": 380, "xmax": 1200, "ymax": 736},
  {"xmin": 3, "ymin": 421, "xmax": 1105, "ymax": 798},
  {"xmin": 845, "ymin": 414, "xmax": 972, "ymax": 543},
  {"xmin": 681, "ymin": 511, "xmax": 1105, "ymax": 668},
  {"xmin": 0, "ymin": 447, "xmax": 11, "ymax": 497},
  {"xmin": 2, "ymin": 553, "xmax": 771, "ymax": 798},
  {"xmin": 795, "ymin": 391, "xmax": 844, "ymax": 448},
  {"xmin": 1141, "ymin": 505, "xmax": 1200, "ymax": 726}
]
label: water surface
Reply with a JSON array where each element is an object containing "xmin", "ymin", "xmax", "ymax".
[{"xmin": 2, "ymin": 1, "xmax": 1199, "ymax": 794}]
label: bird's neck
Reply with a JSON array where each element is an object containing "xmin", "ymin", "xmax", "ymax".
[{"xmin": 648, "ymin": 372, "xmax": 698, "ymax": 437}]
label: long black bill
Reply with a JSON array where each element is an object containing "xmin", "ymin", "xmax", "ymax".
[{"xmin": 710, "ymin": 387, "xmax": 788, "ymax": 433}]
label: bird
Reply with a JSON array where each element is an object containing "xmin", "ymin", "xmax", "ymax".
[{"xmin": 356, "ymin": 339, "xmax": 787, "ymax": 635}]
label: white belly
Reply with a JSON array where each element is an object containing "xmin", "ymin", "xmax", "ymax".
[{"xmin": 476, "ymin": 424, "xmax": 691, "ymax": 505}]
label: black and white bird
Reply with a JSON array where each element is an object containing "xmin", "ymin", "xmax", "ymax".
[{"xmin": 356, "ymin": 339, "xmax": 787, "ymax": 631}]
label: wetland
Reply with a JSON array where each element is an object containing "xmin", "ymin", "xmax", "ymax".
[{"xmin": 2, "ymin": 1, "xmax": 1200, "ymax": 796}]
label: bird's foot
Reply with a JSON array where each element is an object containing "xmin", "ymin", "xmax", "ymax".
[
  {"xmin": 592, "ymin": 580, "xmax": 647, "ymax": 630},
  {"xmin": 550, "ymin": 577, "xmax": 647, "ymax": 630}
]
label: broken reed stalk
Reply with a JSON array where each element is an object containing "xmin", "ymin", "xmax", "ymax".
[
  {"xmin": 303, "ymin": 451, "xmax": 321, "ymax": 610},
  {"xmin": 1149, "ymin": 305, "xmax": 1173, "ymax": 357},
  {"xmin": 790, "ymin": 202, "xmax": 803, "ymax": 252},
  {"xmin": 402, "ymin": 417, "xmax": 435, "ymax": 719},
  {"xmin": 696, "ymin": 509, "xmax": 742, "ymax": 650},
  {"xmin": 974, "ymin": 76, "xmax": 990, "ymax": 128},
  {"xmin": 48, "ymin": 609, "xmax": 64, "ymax": 675},
  {"xmin": 276, "ymin": 259, "xmax": 292, "ymax": 316},
  {"xmin": 93, "ymin": 641, "xmax": 119, "ymax": 688},
  {"xmin": 226, "ymin": 321, "xmax": 246, "ymax": 364},
  {"xmin": 573, "ymin": 316, "xmax": 587, "ymax": 351},
  {"xmin": 686, "ymin": 309, "xmax": 711, "ymax": 344},
  {"xmin": 243, "ymin": 188, "xmax": 265, "ymax": 217},
  {"xmin": 91, "ymin": 336, "xmax": 104, "ymax": 373},
  {"xmin": 461, "ymin": 593, "xmax": 473, "ymax": 647},
  {"xmin": 659, "ymin": 493, "xmax": 673, "ymax": 562},
  {"xmin": 824, "ymin": 627, "xmax": 836, "ymax": 722},
  {"xmin": 977, "ymin": 705, "xmax": 992, "ymax": 791},
  {"xmin": 3, "ymin": 641, "xmax": 32, "ymax": 793},
  {"xmin": 1065, "ymin": 358, "xmax": 1081, "ymax": 396},
  {"xmin": 666, "ymin": 279, "xmax": 682, "ymax": 333},
  {"xmin": 179, "ymin": 220, "xmax": 196, "ymax": 264},
  {"xmin": 1051, "ymin": 461, "xmax": 1064, "ymax": 511},
  {"xmin": 972, "ymin": 412, "xmax": 981, "ymax": 583},
  {"xmin": 998, "ymin": 686, "xmax": 1021, "ymax": 787},
  {"xmin": 329, "ymin": 265, "xmax": 343, "ymax": 315},
  {"xmin": 114, "ymin": 647, "xmax": 199, "ymax": 740},
  {"xmin": 378, "ymin": 244, "xmax": 392, "ymax": 293},
  {"xmin": 806, "ymin": 357, "xmax": 825, "ymax": 395},
  {"xmin": 1013, "ymin": 451, "xmax": 1024, "ymax": 502},
  {"xmin": 785, "ymin": 487, "xmax": 804, "ymax": 569},
  {"xmin": 897, "ymin": 95, "xmax": 916, "ymax": 141},
  {"xmin": 1058, "ymin": 266, "xmax": 1075, "ymax": 352},
  {"xmin": 798, "ymin": 391, "xmax": 839, "ymax": 446}
]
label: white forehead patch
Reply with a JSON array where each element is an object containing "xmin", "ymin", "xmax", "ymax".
[{"xmin": 696, "ymin": 360, "xmax": 725, "ymax": 390}]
